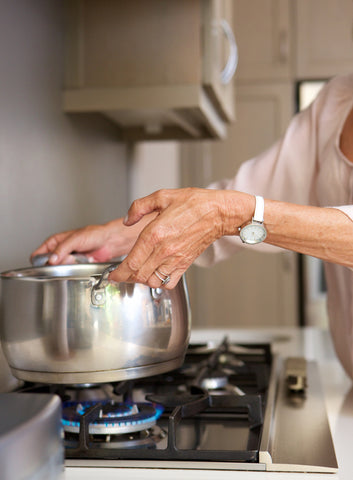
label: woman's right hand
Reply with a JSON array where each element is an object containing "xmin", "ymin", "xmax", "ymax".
[{"xmin": 30, "ymin": 215, "xmax": 153, "ymax": 265}]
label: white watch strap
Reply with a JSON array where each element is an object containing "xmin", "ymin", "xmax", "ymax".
[{"xmin": 253, "ymin": 195, "xmax": 265, "ymax": 223}]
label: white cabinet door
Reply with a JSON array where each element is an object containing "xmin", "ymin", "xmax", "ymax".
[
  {"xmin": 295, "ymin": 0, "xmax": 353, "ymax": 79},
  {"xmin": 233, "ymin": 0, "xmax": 293, "ymax": 81},
  {"xmin": 181, "ymin": 82, "xmax": 298, "ymax": 328}
]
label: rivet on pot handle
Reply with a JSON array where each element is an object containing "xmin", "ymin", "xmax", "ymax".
[
  {"xmin": 151, "ymin": 287, "xmax": 163, "ymax": 299},
  {"xmin": 91, "ymin": 264, "xmax": 118, "ymax": 306}
]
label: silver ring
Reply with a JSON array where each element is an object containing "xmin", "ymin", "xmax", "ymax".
[{"xmin": 154, "ymin": 269, "xmax": 171, "ymax": 286}]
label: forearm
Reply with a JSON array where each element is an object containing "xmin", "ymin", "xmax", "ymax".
[
  {"xmin": 107, "ymin": 187, "xmax": 353, "ymax": 289},
  {"xmin": 225, "ymin": 193, "xmax": 353, "ymax": 267},
  {"xmin": 264, "ymin": 200, "xmax": 353, "ymax": 266}
]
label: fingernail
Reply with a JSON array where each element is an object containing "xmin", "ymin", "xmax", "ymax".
[
  {"xmin": 49, "ymin": 254, "xmax": 58, "ymax": 264},
  {"xmin": 123, "ymin": 215, "xmax": 129, "ymax": 225}
]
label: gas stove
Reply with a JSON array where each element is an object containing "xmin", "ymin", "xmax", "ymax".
[{"xmin": 15, "ymin": 337, "xmax": 337, "ymax": 473}]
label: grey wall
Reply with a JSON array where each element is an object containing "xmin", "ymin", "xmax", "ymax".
[{"xmin": 0, "ymin": 0, "xmax": 129, "ymax": 271}]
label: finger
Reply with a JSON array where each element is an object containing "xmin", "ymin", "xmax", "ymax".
[
  {"xmin": 148, "ymin": 265, "xmax": 180, "ymax": 289},
  {"xmin": 120, "ymin": 216, "xmax": 169, "ymax": 280},
  {"xmin": 30, "ymin": 231, "xmax": 74, "ymax": 260},
  {"xmin": 109, "ymin": 262, "xmax": 183, "ymax": 290},
  {"xmin": 129, "ymin": 239, "xmax": 179, "ymax": 286},
  {"xmin": 109, "ymin": 227, "xmax": 187, "ymax": 288},
  {"xmin": 60, "ymin": 254, "xmax": 84, "ymax": 265},
  {"xmin": 110, "ymin": 217, "xmax": 198, "ymax": 287},
  {"xmin": 45, "ymin": 229, "xmax": 99, "ymax": 265},
  {"xmin": 146, "ymin": 263, "xmax": 186, "ymax": 289},
  {"xmin": 124, "ymin": 189, "xmax": 172, "ymax": 226},
  {"xmin": 48, "ymin": 232, "xmax": 96, "ymax": 264},
  {"xmin": 109, "ymin": 235, "xmax": 154, "ymax": 282},
  {"xmin": 135, "ymin": 260, "xmax": 176, "ymax": 289}
]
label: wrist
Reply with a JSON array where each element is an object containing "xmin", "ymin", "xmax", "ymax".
[
  {"xmin": 219, "ymin": 191, "xmax": 256, "ymax": 236},
  {"xmin": 238, "ymin": 195, "xmax": 267, "ymax": 244}
]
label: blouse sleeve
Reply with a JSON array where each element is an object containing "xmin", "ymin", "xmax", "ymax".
[{"xmin": 195, "ymin": 79, "xmax": 331, "ymax": 268}]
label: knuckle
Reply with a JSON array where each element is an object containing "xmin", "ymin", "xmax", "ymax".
[
  {"xmin": 125, "ymin": 257, "xmax": 140, "ymax": 273},
  {"xmin": 135, "ymin": 271, "xmax": 149, "ymax": 284},
  {"xmin": 150, "ymin": 229, "xmax": 163, "ymax": 245},
  {"xmin": 153, "ymin": 189, "xmax": 169, "ymax": 206},
  {"xmin": 131, "ymin": 198, "xmax": 139, "ymax": 208},
  {"xmin": 147, "ymin": 278, "xmax": 159, "ymax": 288},
  {"xmin": 46, "ymin": 236, "xmax": 59, "ymax": 250},
  {"xmin": 155, "ymin": 188, "xmax": 165, "ymax": 198},
  {"xmin": 158, "ymin": 243, "xmax": 173, "ymax": 258},
  {"xmin": 128, "ymin": 199, "xmax": 140, "ymax": 214},
  {"xmin": 143, "ymin": 226, "xmax": 164, "ymax": 245}
]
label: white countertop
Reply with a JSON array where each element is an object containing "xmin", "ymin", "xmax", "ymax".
[{"xmin": 64, "ymin": 327, "xmax": 353, "ymax": 480}]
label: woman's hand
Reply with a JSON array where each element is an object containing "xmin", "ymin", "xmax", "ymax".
[
  {"xmin": 30, "ymin": 187, "xmax": 253, "ymax": 285},
  {"xmin": 30, "ymin": 215, "xmax": 155, "ymax": 265},
  {"xmin": 109, "ymin": 188, "xmax": 252, "ymax": 289}
]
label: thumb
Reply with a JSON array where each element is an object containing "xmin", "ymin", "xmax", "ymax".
[{"xmin": 124, "ymin": 190, "xmax": 170, "ymax": 226}]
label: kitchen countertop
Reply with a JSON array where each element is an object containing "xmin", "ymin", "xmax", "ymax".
[{"xmin": 64, "ymin": 326, "xmax": 353, "ymax": 480}]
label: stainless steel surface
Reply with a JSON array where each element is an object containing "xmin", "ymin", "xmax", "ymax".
[
  {"xmin": 0, "ymin": 342, "xmax": 21, "ymax": 392},
  {"xmin": 0, "ymin": 263, "xmax": 191, "ymax": 384},
  {"xmin": 65, "ymin": 458, "xmax": 266, "ymax": 471},
  {"xmin": 259, "ymin": 358, "xmax": 338, "ymax": 473},
  {"xmin": 0, "ymin": 393, "xmax": 63, "ymax": 480},
  {"xmin": 91, "ymin": 263, "xmax": 119, "ymax": 306}
]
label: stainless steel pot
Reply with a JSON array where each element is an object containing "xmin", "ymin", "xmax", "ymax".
[
  {"xmin": 0, "ymin": 343, "xmax": 21, "ymax": 392},
  {"xmin": 0, "ymin": 262, "xmax": 191, "ymax": 384}
]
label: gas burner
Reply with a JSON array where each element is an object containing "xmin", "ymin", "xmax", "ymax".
[
  {"xmin": 186, "ymin": 343, "xmax": 218, "ymax": 355},
  {"xmin": 200, "ymin": 370, "xmax": 228, "ymax": 390},
  {"xmin": 65, "ymin": 425, "xmax": 167, "ymax": 450},
  {"xmin": 62, "ymin": 400, "xmax": 163, "ymax": 435},
  {"xmin": 64, "ymin": 383, "xmax": 117, "ymax": 402},
  {"xmin": 197, "ymin": 368, "xmax": 246, "ymax": 395},
  {"xmin": 186, "ymin": 340, "xmax": 266, "ymax": 357}
]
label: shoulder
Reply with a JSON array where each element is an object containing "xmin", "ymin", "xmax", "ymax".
[
  {"xmin": 303, "ymin": 74, "xmax": 353, "ymax": 138},
  {"xmin": 326, "ymin": 73, "xmax": 353, "ymax": 91},
  {"xmin": 314, "ymin": 74, "xmax": 353, "ymax": 110}
]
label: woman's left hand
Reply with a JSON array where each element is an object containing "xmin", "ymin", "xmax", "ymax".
[{"xmin": 109, "ymin": 188, "xmax": 251, "ymax": 288}]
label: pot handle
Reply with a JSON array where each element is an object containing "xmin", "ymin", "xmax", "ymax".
[
  {"xmin": 31, "ymin": 253, "xmax": 90, "ymax": 267},
  {"xmin": 91, "ymin": 264, "xmax": 118, "ymax": 306}
]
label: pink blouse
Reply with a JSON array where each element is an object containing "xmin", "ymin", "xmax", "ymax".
[{"xmin": 196, "ymin": 74, "xmax": 353, "ymax": 379}]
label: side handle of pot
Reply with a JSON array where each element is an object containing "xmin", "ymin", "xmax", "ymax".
[{"xmin": 91, "ymin": 264, "xmax": 118, "ymax": 306}]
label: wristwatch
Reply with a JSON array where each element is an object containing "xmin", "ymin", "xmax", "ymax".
[{"xmin": 239, "ymin": 195, "xmax": 267, "ymax": 244}]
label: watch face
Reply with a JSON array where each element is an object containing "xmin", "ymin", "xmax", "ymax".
[{"xmin": 239, "ymin": 223, "xmax": 267, "ymax": 244}]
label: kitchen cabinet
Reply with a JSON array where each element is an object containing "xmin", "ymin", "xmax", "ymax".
[
  {"xmin": 182, "ymin": 82, "xmax": 298, "ymax": 328},
  {"xmin": 295, "ymin": 0, "xmax": 353, "ymax": 79},
  {"xmin": 231, "ymin": 0, "xmax": 353, "ymax": 82},
  {"xmin": 232, "ymin": 0, "xmax": 293, "ymax": 81},
  {"xmin": 63, "ymin": 0, "xmax": 236, "ymax": 141}
]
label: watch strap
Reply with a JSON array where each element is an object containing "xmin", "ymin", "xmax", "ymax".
[{"xmin": 253, "ymin": 195, "xmax": 265, "ymax": 223}]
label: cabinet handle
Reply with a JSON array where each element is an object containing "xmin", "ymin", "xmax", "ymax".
[{"xmin": 220, "ymin": 19, "xmax": 238, "ymax": 84}]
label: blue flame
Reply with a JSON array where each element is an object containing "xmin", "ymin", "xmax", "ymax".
[{"xmin": 62, "ymin": 401, "xmax": 163, "ymax": 430}]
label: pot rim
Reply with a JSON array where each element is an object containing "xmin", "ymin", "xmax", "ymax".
[{"xmin": 0, "ymin": 262, "xmax": 117, "ymax": 281}]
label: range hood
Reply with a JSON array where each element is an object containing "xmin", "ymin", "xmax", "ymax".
[{"xmin": 63, "ymin": 0, "xmax": 236, "ymax": 141}]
